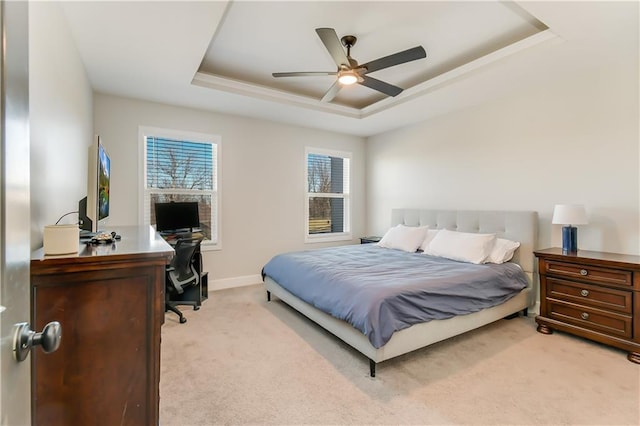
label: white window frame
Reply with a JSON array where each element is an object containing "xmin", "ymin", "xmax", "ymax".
[
  {"xmin": 304, "ymin": 147, "xmax": 351, "ymax": 244},
  {"xmin": 139, "ymin": 126, "xmax": 221, "ymax": 251}
]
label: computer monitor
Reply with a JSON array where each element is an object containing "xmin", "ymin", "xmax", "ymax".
[
  {"xmin": 79, "ymin": 136, "xmax": 110, "ymax": 233},
  {"xmin": 154, "ymin": 202, "xmax": 200, "ymax": 233}
]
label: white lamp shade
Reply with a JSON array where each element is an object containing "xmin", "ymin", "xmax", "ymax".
[{"xmin": 552, "ymin": 204, "xmax": 588, "ymax": 225}]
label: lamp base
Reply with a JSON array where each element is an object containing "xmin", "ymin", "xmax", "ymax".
[{"xmin": 562, "ymin": 226, "xmax": 578, "ymax": 254}]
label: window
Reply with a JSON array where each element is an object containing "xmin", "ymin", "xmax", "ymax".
[
  {"xmin": 305, "ymin": 147, "xmax": 351, "ymax": 243},
  {"xmin": 140, "ymin": 127, "xmax": 220, "ymax": 249}
]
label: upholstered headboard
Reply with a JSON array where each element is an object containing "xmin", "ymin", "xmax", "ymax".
[{"xmin": 390, "ymin": 209, "xmax": 538, "ymax": 279}]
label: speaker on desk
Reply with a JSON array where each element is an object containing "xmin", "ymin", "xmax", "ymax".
[{"xmin": 43, "ymin": 224, "xmax": 79, "ymax": 255}]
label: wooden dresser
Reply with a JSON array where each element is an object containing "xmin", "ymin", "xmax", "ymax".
[
  {"xmin": 535, "ymin": 247, "xmax": 640, "ymax": 363},
  {"xmin": 30, "ymin": 226, "xmax": 173, "ymax": 426}
]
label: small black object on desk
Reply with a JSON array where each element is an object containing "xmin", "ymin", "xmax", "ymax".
[{"xmin": 84, "ymin": 231, "xmax": 121, "ymax": 245}]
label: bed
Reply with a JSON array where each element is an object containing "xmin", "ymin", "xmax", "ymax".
[{"xmin": 263, "ymin": 209, "xmax": 538, "ymax": 376}]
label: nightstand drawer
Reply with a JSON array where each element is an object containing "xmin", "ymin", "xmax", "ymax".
[
  {"xmin": 544, "ymin": 260, "xmax": 633, "ymax": 287},
  {"xmin": 547, "ymin": 277, "xmax": 633, "ymax": 314},
  {"xmin": 547, "ymin": 299, "xmax": 632, "ymax": 339}
]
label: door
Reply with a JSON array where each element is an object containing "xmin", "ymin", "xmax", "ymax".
[{"xmin": 0, "ymin": 1, "xmax": 31, "ymax": 425}]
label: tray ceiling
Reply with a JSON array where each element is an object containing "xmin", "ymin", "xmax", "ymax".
[
  {"xmin": 197, "ymin": 1, "xmax": 547, "ymax": 110},
  {"xmin": 59, "ymin": 1, "xmax": 638, "ymax": 136}
]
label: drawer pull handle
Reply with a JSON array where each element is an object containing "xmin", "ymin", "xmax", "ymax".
[
  {"xmin": 581, "ymin": 312, "xmax": 590, "ymax": 320},
  {"xmin": 580, "ymin": 269, "xmax": 588, "ymax": 276},
  {"xmin": 580, "ymin": 289, "xmax": 589, "ymax": 297}
]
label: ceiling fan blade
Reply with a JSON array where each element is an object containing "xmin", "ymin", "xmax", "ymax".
[
  {"xmin": 320, "ymin": 80, "xmax": 342, "ymax": 103},
  {"xmin": 361, "ymin": 46, "xmax": 426, "ymax": 74},
  {"xmin": 359, "ymin": 75, "xmax": 403, "ymax": 97},
  {"xmin": 273, "ymin": 72, "xmax": 337, "ymax": 78},
  {"xmin": 315, "ymin": 28, "xmax": 350, "ymax": 67}
]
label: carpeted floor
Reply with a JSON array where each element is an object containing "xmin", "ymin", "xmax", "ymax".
[{"xmin": 160, "ymin": 284, "xmax": 640, "ymax": 425}]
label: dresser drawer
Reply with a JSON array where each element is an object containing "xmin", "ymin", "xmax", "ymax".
[
  {"xmin": 546, "ymin": 277, "xmax": 633, "ymax": 314},
  {"xmin": 544, "ymin": 260, "xmax": 633, "ymax": 287},
  {"xmin": 547, "ymin": 299, "xmax": 632, "ymax": 338}
]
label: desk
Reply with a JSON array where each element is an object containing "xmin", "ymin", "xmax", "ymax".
[
  {"xmin": 160, "ymin": 230, "xmax": 204, "ymax": 245},
  {"xmin": 30, "ymin": 225, "xmax": 172, "ymax": 426}
]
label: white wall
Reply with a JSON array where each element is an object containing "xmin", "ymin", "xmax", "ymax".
[
  {"xmin": 93, "ymin": 94, "xmax": 366, "ymax": 284},
  {"xmin": 366, "ymin": 61, "xmax": 639, "ymax": 256},
  {"xmin": 29, "ymin": 1, "xmax": 94, "ymax": 250}
]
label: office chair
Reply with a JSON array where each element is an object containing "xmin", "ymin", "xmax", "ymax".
[{"xmin": 165, "ymin": 236, "xmax": 203, "ymax": 324}]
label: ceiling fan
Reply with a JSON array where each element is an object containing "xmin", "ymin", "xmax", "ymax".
[{"xmin": 272, "ymin": 28, "xmax": 427, "ymax": 103}]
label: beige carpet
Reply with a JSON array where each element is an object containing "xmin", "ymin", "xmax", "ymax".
[{"xmin": 160, "ymin": 284, "xmax": 640, "ymax": 425}]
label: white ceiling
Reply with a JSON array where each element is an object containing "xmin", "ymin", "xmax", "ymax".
[{"xmin": 60, "ymin": 1, "xmax": 639, "ymax": 137}]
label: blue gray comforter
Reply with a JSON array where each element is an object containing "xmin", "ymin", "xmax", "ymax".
[{"xmin": 262, "ymin": 244, "xmax": 528, "ymax": 348}]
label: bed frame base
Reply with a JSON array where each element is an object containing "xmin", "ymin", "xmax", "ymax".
[
  {"xmin": 504, "ymin": 308, "xmax": 528, "ymax": 320},
  {"xmin": 265, "ymin": 277, "xmax": 532, "ymax": 377}
]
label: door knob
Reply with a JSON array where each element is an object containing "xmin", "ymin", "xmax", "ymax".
[{"xmin": 13, "ymin": 321, "xmax": 62, "ymax": 362}]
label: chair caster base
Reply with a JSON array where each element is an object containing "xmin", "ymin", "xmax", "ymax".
[
  {"xmin": 194, "ymin": 306, "xmax": 200, "ymax": 311},
  {"xmin": 179, "ymin": 316, "xmax": 187, "ymax": 324}
]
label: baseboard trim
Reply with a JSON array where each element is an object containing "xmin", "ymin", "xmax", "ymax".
[{"xmin": 209, "ymin": 274, "xmax": 262, "ymax": 291}]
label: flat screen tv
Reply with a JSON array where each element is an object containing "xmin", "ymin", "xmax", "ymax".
[
  {"xmin": 79, "ymin": 135, "xmax": 110, "ymax": 233},
  {"xmin": 154, "ymin": 202, "xmax": 200, "ymax": 233}
]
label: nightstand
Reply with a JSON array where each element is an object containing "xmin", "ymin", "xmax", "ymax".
[
  {"xmin": 534, "ymin": 247, "xmax": 640, "ymax": 364},
  {"xmin": 360, "ymin": 236, "xmax": 381, "ymax": 244}
]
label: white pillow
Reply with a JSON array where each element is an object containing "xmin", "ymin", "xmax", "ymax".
[
  {"xmin": 486, "ymin": 238, "xmax": 520, "ymax": 264},
  {"xmin": 419, "ymin": 229, "xmax": 440, "ymax": 251},
  {"xmin": 425, "ymin": 229, "xmax": 497, "ymax": 264},
  {"xmin": 377, "ymin": 224, "xmax": 428, "ymax": 252}
]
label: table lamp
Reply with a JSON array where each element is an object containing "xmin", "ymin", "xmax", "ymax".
[{"xmin": 552, "ymin": 204, "xmax": 588, "ymax": 254}]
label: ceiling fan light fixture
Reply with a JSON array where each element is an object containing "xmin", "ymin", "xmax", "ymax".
[{"xmin": 338, "ymin": 71, "xmax": 358, "ymax": 85}]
